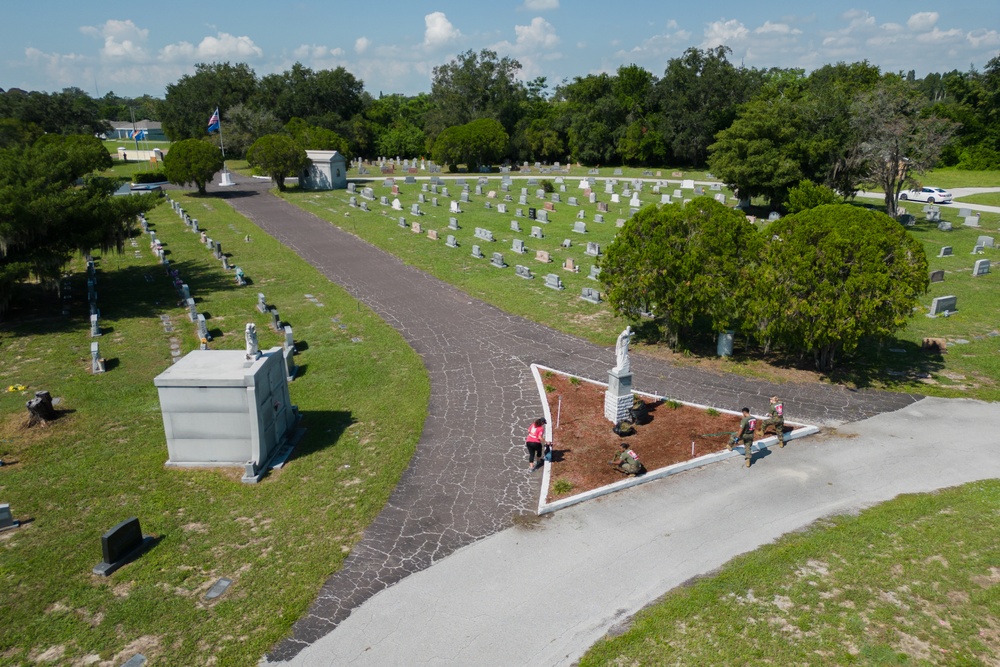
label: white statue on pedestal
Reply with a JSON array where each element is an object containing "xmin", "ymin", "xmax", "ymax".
[
  {"xmin": 614, "ymin": 326, "xmax": 633, "ymax": 373},
  {"xmin": 245, "ymin": 323, "xmax": 261, "ymax": 361}
]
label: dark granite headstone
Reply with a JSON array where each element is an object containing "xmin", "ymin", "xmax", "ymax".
[{"xmin": 93, "ymin": 517, "xmax": 153, "ymax": 576}]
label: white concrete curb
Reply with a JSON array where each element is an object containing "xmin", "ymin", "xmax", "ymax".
[{"xmin": 530, "ymin": 364, "xmax": 820, "ymax": 515}]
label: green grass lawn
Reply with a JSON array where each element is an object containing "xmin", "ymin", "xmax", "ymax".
[
  {"xmin": 920, "ymin": 168, "xmax": 1000, "ymax": 189},
  {"xmin": 0, "ymin": 192, "xmax": 429, "ymax": 665},
  {"xmin": 955, "ymin": 192, "xmax": 1000, "ymax": 207},
  {"xmin": 581, "ymin": 479, "xmax": 1000, "ymax": 666}
]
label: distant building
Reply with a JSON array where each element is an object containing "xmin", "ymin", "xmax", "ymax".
[
  {"xmin": 107, "ymin": 120, "xmax": 167, "ymax": 142},
  {"xmin": 299, "ymin": 150, "xmax": 347, "ymax": 190}
]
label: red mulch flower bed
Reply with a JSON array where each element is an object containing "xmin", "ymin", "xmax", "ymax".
[{"xmin": 541, "ymin": 371, "xmax": 745, "ymax": 501}]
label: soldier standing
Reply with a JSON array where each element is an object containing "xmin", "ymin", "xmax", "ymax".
[
  {"xmin": 729, "ymin": 407, "xmax": 757, "ymax": 468},
  {"xmin": 760, "ymin": 396, "xmax": 785, "ymax": 447}
]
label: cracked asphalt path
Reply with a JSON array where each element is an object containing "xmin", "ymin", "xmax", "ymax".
[{"xmin": 212, "ymin": 177, "xmax": 918, "ymax": 662}]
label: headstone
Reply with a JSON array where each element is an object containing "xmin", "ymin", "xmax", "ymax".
[
  {"xmin": 594, "ymin": 214, "xmax": 605, "ymax": 224},
  {"xmin": 405, "ymin": 175, "xmax": 416, "ymax": 184},
  {"xmin": 512, "ymin": 239, "xmax": 526, "ymax": 254},
  {"xmin": 681, "ymin": 179, "xmax": 695, "ymax": 189},
  {"xmin": 350, "ymin": 196, "xmax": 358, "ymax": 207},
  {"xmin": 411, "ymin": 203, "xmax": 422, "ymax": 215},
  {"xmin": 928, "ymin": 295, "xmax": 957, "ymax": 317},
  {"xmin": 256, "ymin": 293, "xmax": 267, "ymax": 313},
  {"xmin": 475, "ymin": 185, "xmax": 483, "ymax": 196},
  {"xmin": 398, "ymin": 216, "xmax": 408, "ymax": 228},
  {"xmin": 197, "ymin": 314, "xmax": 210, "ymax": 341},
  {"xmin": 927, "ymin": 210, "xmax": 941, "ymax": 222},
  {"xmin": 498, "ymin": 203, "xmax": 507, "ymax": 214},
  {"xmin": 412, "ymin": 222, "xmax": 422, "ymax": 234},
  {"xmin": 491, "ymin": 252, "xmax": 506, "ymax": 268},
  {"xmin": 461, "ymin": 191, "xmax": 470, "ymax": 203},
  {"xmin": 186, "ymin": 298, "xmax": 197, "ymax": 322},
  {"xmin": 938, "ymin": 246, "xmax": 953, "ymax": 257},
  {"xmin": 530, "ymin": 226, "xmax": 544, "ymax": 239},
  {"xmin": 544, "ymin": 273, "xmax": 564, "ymax": 290},
  {"xmin": 427, "ymin": 229, "xmax": 438, "ymax": 240},
  {"xmin": 964, "ymin": 214, "xmax": 981, "ymax": 227},
  {"xmin": 448, "ymin": 217, "xmax": 460, "ymax": 230},
  {"xmin": 93, "ymin": 517, "xmax": 152, "ymax": 576},
  {"xmin": 573, "ymin": 221, "xmax": 587, "ymax": 234},
  {"xmin": 972, "ymin": 244, "xmax": 983, "ymax": 254},
  {"xmin": 446, "ymin": 235, "xmax": 458, "ymax": 248},
  {"xmin": 562, "ymin": 239, "xmax": 572, "ymax": 248},
  {"xmin": 91, "ymin": 342, "xmax": 105, "ymax": 374},
  {"xmin": 535, "ymin": 250, "xmax": 552, "ymax": 263},
  {"xmin": 673, "ymin": 189, "xmax": 683, "ymax": 199},
  {"xmin": 580, "ymin": 287, "xmax": 602, "ymax": 304},
  {"xmin": 977, "ymin": 235, "xmax": 995, "ymax": 248},
  {"xmin": 442, "ymin": 187, "xmax": 450, "ymax": 197},
  {"xmin": 536, "ymin": 189, "xmax": 546, "ymax": 199},
  {"xmin": 563, "ymin": 258, "xmax": 578, "ymax": 273},
  {"xmin": 511, "ymin": 220, "xmax": 522, "ymax": 232},
  {"xmin": 0, "ymin": 504, "xmax": 19, "ymax": 531},
  {"xmin": 568, "ymin": 197, "xmax": 578, "ymax": 206},
  {"xmin": 585, "ymin": 241, "xmax": 601, "ymax": 257},
  {"xmin": 450, "ymin": 201, "xmax": 461, "ymax": 214},
  {"xmin": 597, "ymin": 202, "xmax": 609, "ymax": 213},
  {"xmin": 528, "ymin": 207, "xmax": 536, "ymax": 220},
  {"xmin": 90, "ymin": 313, "xmax": 101, "ymax": 337},
  {"xmin": 958, "ymin": 207, "xmax": 972, "ymax": 217},
  {"xmin": 613, "ymin": 168, "xmax": 623, "ymax": 176},
  {"xmin": 551, "ymin": 193, "xmax": 561, "ymax": 203},
  {"xmin": 589, "ymin": 265, "xmax": 601, "ymax": 280},
  {"xmin": 973, "ymin": 259, "xmax": 991, "ymax": 276},
  {"xmin": 515, "ymin": 265, "xmax": 533, "ymax": 280},
  {"xmin": 472, "ymin": 244, "xmax": 484, "ymax": 259},
  {"xmin": 938, "ymin": 221, "xmax": 952, "ymax": 232},
  {"xmin": 269, "ymin": 308, "xmax": 282, "ymax": 333},
  {"xmin": 576, "ymin": 210, "xmax": 585, "ymax": 220},
  {"xmin": 629, "ymin": 196, "xmax": 641, "ymax": 208},
  {"xmin": 519, "ymin": 195, "xmax": 528, "ymax": 205},
  {"xmin": 418, "ymin": 193, "xmax": 426, "ymax": 203},
  {"xmin": 474, "ymin": 227, "xmax": 494, "ymax": 242},
  {"xmin": 611, "ymin": 194, "xmax": 620, "ymax": 204},
  {"xmin": 380, "ymin": 196, "xmax": 389, "ymax": 206}
]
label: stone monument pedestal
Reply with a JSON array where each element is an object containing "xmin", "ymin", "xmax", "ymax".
[{"xmin": 604, "ymin": 368, "xmax": 633, "ymax": 423}]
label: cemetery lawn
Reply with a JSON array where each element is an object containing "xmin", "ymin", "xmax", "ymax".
[
  {"xmin": 580, "ymin": 478, "xmax": 1000, "ymax": 666},
  {"xmin": 0, "ymin": 192, "xmax": 429, "ymax": 665},
  {"xmin": 542, "ymin": 371, "xmax": 745, "ymax": 501},
  {"xmin": 955, "ymin": 192, "xmax": 1000, "ymax": 207}
]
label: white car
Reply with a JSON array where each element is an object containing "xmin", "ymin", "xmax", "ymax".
[{"xmin": 899, "ymin": 187, "xmax": 953, "ymax": 204}]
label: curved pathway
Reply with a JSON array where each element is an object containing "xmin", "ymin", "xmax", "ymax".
[{"xmin": 213, "ymin": 177, "xmax": 918, "ymax": 662}]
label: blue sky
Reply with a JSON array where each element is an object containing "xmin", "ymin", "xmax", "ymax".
[{"xmin": 2, "ymin": 1, "xmax": 998, "ymax": 99}]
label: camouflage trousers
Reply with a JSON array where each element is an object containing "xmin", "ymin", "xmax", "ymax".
[{"xmin": 759, "ymin": 416, "xmax": 785, "ymax": 443}]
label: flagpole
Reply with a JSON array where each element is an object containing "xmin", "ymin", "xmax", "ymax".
[
  {"xmin": 129, "ymin": 106, "xmax": 139, "ymax": 162},
  {"xmin": 216, "ymin": 104, "xmax": 228, "ymax": 175}
]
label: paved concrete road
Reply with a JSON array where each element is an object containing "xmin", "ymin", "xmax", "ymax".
[
  {"xmin": 208, "ymin": 176, "xmax": 917, "ymax": 661},
  {"xmin": 278, "ymin": 396, "xmax": 1000, "ymax": 666}
]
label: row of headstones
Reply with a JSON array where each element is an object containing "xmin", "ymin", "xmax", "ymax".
[
  {"xmin": 468, "ymin": 249, "xmax": 602, "ymax": 302},
  {"xmin": 929, "ymin": 258, "xmax": 991, "ymax": 283},
  {"xmin": 936, "ymin": 236, "xmax": 994, "ymax": 257},
  {"xmin": 86, "ymin": 255, "xmax": 106, "ymax": 374},
  {"xmin": 166, "ymin": 196, "xmax": 249, "ymax": 287},
  {"xmin": 256, "ymin": 293, "xmax": 298, "ymax": 381}
]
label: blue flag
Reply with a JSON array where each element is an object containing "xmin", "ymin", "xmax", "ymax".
[
  {"xmin": 130, "ymin": 129, "xmax": 146, "ymax": 140},
  {"xmin": 207, "ymin": 108, "xmax": 220, "ymax": 133}
]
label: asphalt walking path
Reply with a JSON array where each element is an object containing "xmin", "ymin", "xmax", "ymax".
[{"xmin": 211, "ymin": 176, "xmax": 919, "ymax": 662}]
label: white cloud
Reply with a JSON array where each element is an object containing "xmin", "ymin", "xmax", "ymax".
[
  {"xmin": 423, "ymin": 12, "xmax": 461, "ymax": 49},
  {"xmin": 967, "ymin": 29, "xmax": 1000, "ymax": 48},
  {"xmin": 702, "ymin": 19, "xmax": 750, "ymax": 48},
  {"xmin": 292, "ymin": 44, "xmax": 345, "ymax": 60},
  {"xmin": 81, "ymin": 19, "xmax": 150, "ymax": 61},
  {"xmin": 915, "ymin": 27, "xmax": 964, "ymax": 44},
  {"xmin": 355, "ymin": 37, "xmax": 371, "ymax": 54},
  {"xmin": 513, "ymin": 17, "xmax": 560, "ymax": 49},
  {"xmin": 522, "ymin": 0, "xmax": 559, "ymax": 9},
  {"xmin": 755, "ymin": 21, "xmax": 801, "ymax": 36},
  {"xmin": 160, "ymin": 33, "xmax": 263, "ymax": 62},
  {"xmin": 907, "ymin": 12, "xmax": 939, "ymax": 31},
  {"xmin": 840, "ymin": 9, "xmax": 876, "ymax": 31}
]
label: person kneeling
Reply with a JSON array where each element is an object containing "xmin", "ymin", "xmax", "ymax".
[{"xmin": 610, "ymin": 442, "xmax": 645, "ymax": 476}]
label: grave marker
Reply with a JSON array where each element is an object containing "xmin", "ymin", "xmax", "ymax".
[
  {"xmin": 572, "ymin": 221, "xmax": 587, "ymax": 234},
  {"xmin": 427, "ymin": 229, "xmax": 438, "ymax": 241},
  {"xmin": 411, "ymin": 203, "xmax": 422, "ymax": 216},
  {"xmin": 91, "ymin": 342, "xmax": 105, "ymax": 374},
  {"xmin": 515, "ymin": 265, "xmax": 533, "ymax": 280},
  {"xmin": 511, "ymin": 220, "xmax": 522, "ymax": 232},
  {"xmin": 929, "ymin": 269, "xmax": 945, "ymax": 283},
  {"xmin": 977, "ymin": 235, "xmax": 995, "ymax": 248},
  {"xmin": 938, "ymin": 246, "xmax": 953, "ymax": 257},
  {"xmin": 197, "ymin": 314, "xmax": 211, "ymax": 342},
  {"xmin": 563, "ymin": 258, "xmax": 579, "ymax": 272},
  {"xmin": 186, "ymin": 298, "xmax": 197, "ymax": 322},
  {"xmin": 594, "ymin": 214, "xmax": 605, "ymax": 224},
  {"xmin": 446, "ymin": 235, "xmax": 458, "ymax": 248},
  {"xmin": 589, "ymin": 265, "xmax": 601, "ymax": 280},
  {"xmin": 448, "ymin": 217, "xmax": 460, "ymax": 230},
  {"xmin": 491, "ymin": 252, "xmax": 507, "ymax": 268},
  {"xmin": 93, "ymin": 517, "xmax": 153, "ymax": 576},
  {"xmin": 412, "ymin": 222, "xmax": 422, "ymax": 234},
  {"xmin": 531, "ymin": 226, "xmax": 544, "ymax": 239},
  {"xmin": 535, "ymin": 250, "xmax": 551, "ymax": 263},
  {"xmin": 974, "ymin": 259, "xmax": 991, "ymax": 276},
  {"xmin": 581, "ymin": 287, "xmax": 602, "ymax": 304},
  {"xmin": 928, "ymin": 295, "xmax": 957, "ymax": 317},
  {"xmin": 585, "ymin": 241, "xmax": 601, "ymax": 256},
  {"xmin": 544, "ymin": 274, "xmax": 564, "ymax": 290},
  {"xmin": 474, "ymin": 227, "xmax": 494, "ymax": 242},
  {"xmin": 256, "ymin": 293, "xmax": 267, "ymax": 313},
  {"xmin": 471, "ymin": 244, "xmax": 484, "ymax": 259},
  {"xmin": 0, "ymin": 504, "xmax": 19, "ymax": 532},
  {"xmin": 512, "ymin": 239, "xmax": 526, "ymax": 254}
]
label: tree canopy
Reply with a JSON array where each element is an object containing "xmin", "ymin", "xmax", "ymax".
[
  {"xmin": 163, "ymin": 139, "xmax": 225, "ymax": 194},
  {"xmin": 431, "ymin": 118, "xmax": 508, "ymax": 171},
  {"xmin": 0, "ymin": 133, "xmax": 158, "ymax": 312},
  {"xmin": 247, "ymin": 134, "xmax": 308, "ymax": 192},
  {"xmin": 747, "ymin": 204, "xmax": 928, "ymax": 370}
]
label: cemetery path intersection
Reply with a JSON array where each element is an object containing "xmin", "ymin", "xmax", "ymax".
[{"xmin": 213, "ymin": 177, "xmax": 918, "ymax": 663}]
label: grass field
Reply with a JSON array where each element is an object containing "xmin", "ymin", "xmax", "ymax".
[
  {"xmin": 956, "ymin": 192, "xmax": 1000, "ymax": 206},
  {"xmin": 0, "ymin": 191, "xmax": 429, "ymax": 665},
  {"xmin": 280, "ymin": 179, "xmax": 1000, "ymax": 400},
  {"xmin": 581, "ymin": 479, "xmax": 1000, "ymax": 666}
]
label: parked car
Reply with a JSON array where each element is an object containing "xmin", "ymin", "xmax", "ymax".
[{"xmin": 899, "ymin": 187, "xmax": 953, "ymax": 204}]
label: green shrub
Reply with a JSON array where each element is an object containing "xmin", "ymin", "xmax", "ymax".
[
  {"xmin": 545, "ymin": 384, "xmax": 556, "ymax": 393},
  {"xmin": 541, "ymin": 179, "xmax": 554, "ymax": 193},
  {"xmin": 553, "ymin": 478, "xmax": 574, "ymax": 495},
  {"xmin": 569, "ymin": 376, "xmax": 582, "ymax": 385},
  {"xmin": 666, "ymin": 399, "xmax": 682, "ymax": 410},
  {"xmin": 706, "ymin": 407, "xmax": 720, "ymax": 417}
]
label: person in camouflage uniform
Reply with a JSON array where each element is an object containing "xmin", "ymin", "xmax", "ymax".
[
  {"xmin": 729, "ymin": 407, "xmax": 757, "ymax": 468},
  {"xmin": 610, "ymin": 442, "xmax": 645, "ymax": 476},
  {"xmin": 759, "ymin": 396, "xmax": 785, "ymax": 447}
]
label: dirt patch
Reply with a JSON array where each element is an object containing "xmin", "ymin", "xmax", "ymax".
[{"xmin": 542, "ymin": 372, "xmax": 759, "ymax": 501}]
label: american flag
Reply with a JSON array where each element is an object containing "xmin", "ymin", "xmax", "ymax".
[{"xmin": 207, "ymin": 108, "xmax": 220, "ymax": 133}]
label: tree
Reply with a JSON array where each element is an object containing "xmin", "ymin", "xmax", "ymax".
[
  {"xmin": 0, "ymin": 87, "xmax": 109, "ymax": 136},
  {"xmin": 784, "ymin": 180, "xmax": 839, "ymax": 213},
  {"xmin": 222, "ymin": 103, "xmax": 284, "ymax": 159},
  {"xmin": 161, "ymin": 62, "xmax": 258, "ymax": 140},
  {"xmin": 747, "ymin": 204, "xmax": 928, "ymax": 370},
  {"xmin": 0, "ymin": 134, "xmax": 157, "ymax": 312},
  {"xmin": 247, "ymin": 135, "xmax": 308, "ymax": 192},
  {"xmin": 600, "ymin": 198, "xmax": 762, "ymax": 349},
  {"xmin": 285, "ymin": 118, "xmax": 351, "ymax": 157},
  {"xmin": 426, "ymin": 49, "xmax": 526, "ymax": 141},
  {"xmin": 163, "ymin": 139, "xmax": 224, "ymax": 194},
  {"xmin": 851, "ymin": 78, "xmax": 958, "ymax": 218},
  {"xmin": 431, "ymin": 118, "xmax": 508, "ymax": 171},
  {"xmin": 255, "ymin": 63, "xmax": 365, "ymax": 127}
]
